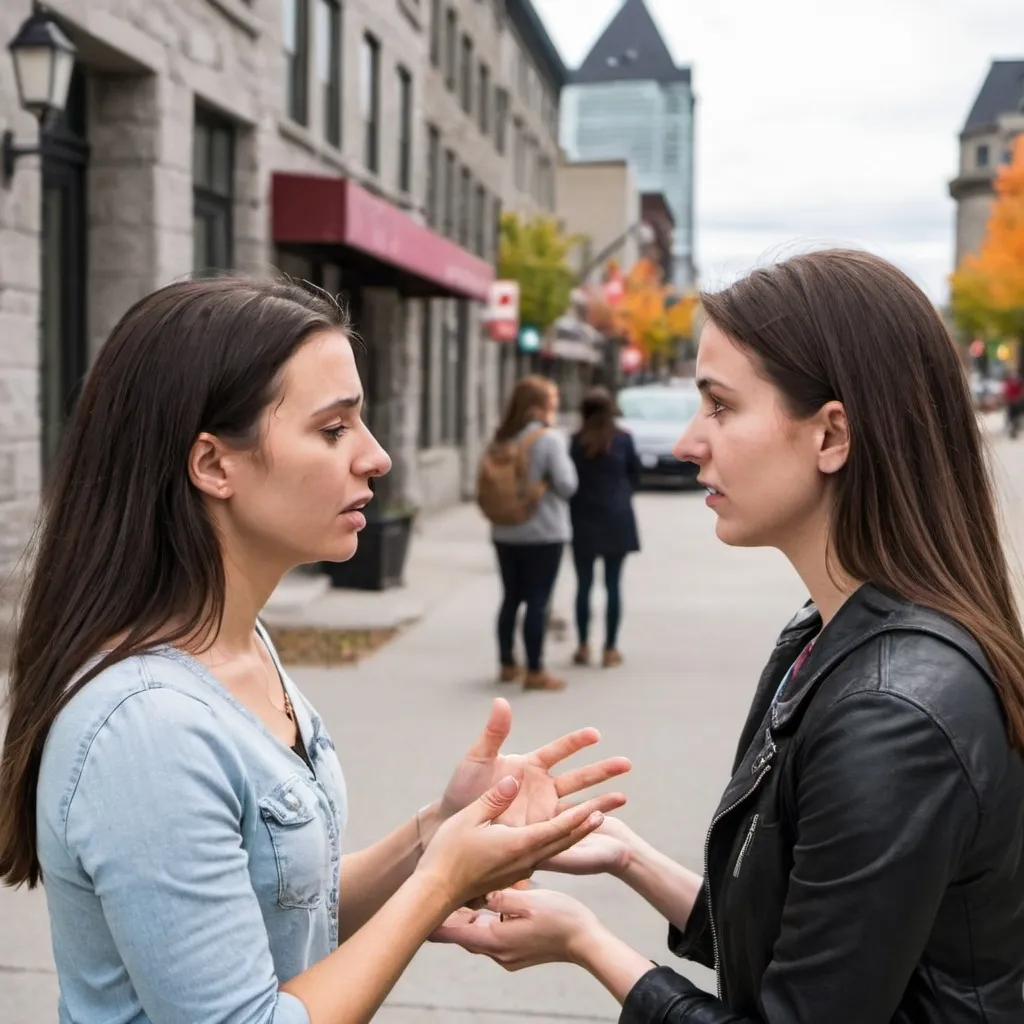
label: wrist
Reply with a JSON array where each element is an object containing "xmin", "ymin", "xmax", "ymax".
[
  {"xmin": 567, "ymin": 918, "xmax": 616, "ymax": 971},
  {"xmin": 415, "ymin": 800, "xmax": 444, "ymax": 856}
]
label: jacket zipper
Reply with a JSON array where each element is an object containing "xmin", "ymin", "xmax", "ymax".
[
  {"xmin": 703, "ymin": 728, "xmax": 776, "ymax": 999},
  {"xmin": 732, "ymin": 813, "xmax": 759, "ymax": 878}
]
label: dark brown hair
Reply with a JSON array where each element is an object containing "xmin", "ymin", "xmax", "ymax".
[
  {"xmin": 0, "ymin": 276, "xmax": 349, "ymax": 888},
  {"xmin": 576, "ymin": 386, "xmax": 619, "ymax": 458},
  {"xmin": 494, "ymin": 374, "xmax": 556, "ymax": 442},
  {"xmin": 701, "ymin": 248, "xmax": 1024, "ymax": 749}
]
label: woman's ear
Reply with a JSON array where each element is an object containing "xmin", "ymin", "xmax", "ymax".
[
  {"xmin": 188, "ymin": 432, "xmax": 235, "ymax": 500},
  {"xmin": 817, "ymin": 401, "xmax": 850, "ymax": 475}
]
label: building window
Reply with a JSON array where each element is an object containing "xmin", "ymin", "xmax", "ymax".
[
  {"xmin": 459, "ymin": 167, "xmax": 471, "ymax": 247},
  {"xmin": 425, "ymin": 124, "xmax": 440, "ymax": 227},
  {"xmin": 474, "ymin": 184, "xmax": 486, "ymax": 257},
  {"xmin": 444, "ymin": 8, "xmax": 457, "ymax": 91},
  {"xmin": 397, "ymin": 66, "xmax": 413, "ymax": 193},
  {"xmin": 361, "ymin": 33, "xmax": 380, "ymax": 173},
  {"xmin": 976, "ymin": 143, "xmax": 990, "ymax": 168},
  {"xmin": 491, "ymin": 195, "xmax": 502, "ymax": 264},
  {"xmin": 460, "ymin": 35, "xmax": 474, "ymax": 115},
  {"xmin": 443, "ymin": 149, "xmax": 456, "ymax": 237},
  {"xmin": 283, "ymin": 0, "xmax": 309, "ymax": 125},
  {"xmin": 494, "ymin": 88, "xmax": 508, "ymax": 154},
  {"xmin": 193, "ymin": 106, "xmax": 235, "ymax": 274},
  {"xmin": 316, "ymin": 0, "xmax": 341, "ymax": 146},
  {"xmin": 513, "ymin": 117, "xmax": 524, "ymax": 189},
  {"xmin": 429, "ymin": 0, "xmax": 442, "ymax": 68},
  {"xmin": 478, "ymin": 63, "xmax": 490, "ymax": 135},
  {"xmin": 440, "ymin": 316, "xmax": 460, "ymax": 444},
  {"xmin": 517, "ymin": 49, "xmax": 528, "ymax": 101},
  {"xmin": 419, "ymin": 301, "xmax": 433, "ymax": 448}
]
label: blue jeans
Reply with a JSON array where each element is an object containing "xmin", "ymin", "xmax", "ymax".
[
  {"xmin": 573, "ymin": 548, "xmax": 627, "ymax": 651},
  {"xmin": 494, "ymin": 542, "xmax": 564, "ymax": 672}
]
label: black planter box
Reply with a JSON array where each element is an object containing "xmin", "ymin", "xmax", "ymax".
[{"xmin": 321, "ymin": 512, "xmax": 415, "ymax": 591}]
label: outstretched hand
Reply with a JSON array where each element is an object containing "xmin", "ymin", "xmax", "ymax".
[
  {"xmin": 430, "ymin": 888, "xmax": 600, "ymax": 970},
  {"xmin": 438, "ymin": 698, "xmax": 632, "ymax": 829}
]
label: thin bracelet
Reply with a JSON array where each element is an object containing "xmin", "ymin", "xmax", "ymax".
[{"xmin": 415, "ymin": 804, "xmax": 431, "ymax": 858}]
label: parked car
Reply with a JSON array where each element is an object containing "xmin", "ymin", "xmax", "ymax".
[{"xmin": 617, "ymin": 383, "xmax": 701, "ymax": 486}]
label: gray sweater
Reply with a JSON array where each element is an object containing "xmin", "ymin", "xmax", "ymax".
[{"xmin": 491, "ymin": 421, "xmax": 578, "ymax": 545}]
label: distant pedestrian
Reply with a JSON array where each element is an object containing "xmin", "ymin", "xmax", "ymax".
[
  {"xmin": 478, "ymin": 375, "xmax": 578, "ymax": 691},
  {"xmin": 569, "ymin": 387, "xmax": 641, "ymax": 668},
  {"xmin": 1004, "ymin": 369, "xmax": 1023, "ymax": 437}
]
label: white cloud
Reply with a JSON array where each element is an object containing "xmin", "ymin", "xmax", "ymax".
[{"xmin": 533, "ymin": 0, "xmax": 1022, "ymax": 301}]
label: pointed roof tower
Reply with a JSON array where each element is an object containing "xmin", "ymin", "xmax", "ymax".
[{"xmin": 572, "ymin": 0, "xmax": 689, "ymax": 85}]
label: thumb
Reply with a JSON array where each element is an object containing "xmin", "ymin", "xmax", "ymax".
[
  {"xmin": 486, "ymin": 888, "xmax": 533, "ymax": 919},
  {"xmin": 465, "ymin": 698, "xmax": 512, "ymax": 760},
  {"xmin": 470, "ymin": 774, "xmax": 521, "ymax": 825}
]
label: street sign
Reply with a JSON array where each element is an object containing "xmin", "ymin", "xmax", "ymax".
[
  {"xmin": 484, "ymin": 280, "xmax": 520, "ymax": 343},
  {"xmin": 621, "ymin": 345, "xmax": 643, "ymax": 373}
]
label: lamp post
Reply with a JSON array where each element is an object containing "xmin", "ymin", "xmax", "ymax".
[{"xmin": 2, "ymin": 7, "xmax": 77, "ymax": 187}]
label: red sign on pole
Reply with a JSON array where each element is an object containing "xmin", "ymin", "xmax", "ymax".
[{"xmin": 484, "ymin": 280, "xmax": 520, "ymax": 343}]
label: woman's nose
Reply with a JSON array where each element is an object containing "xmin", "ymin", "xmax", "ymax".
[
  {"xmin": 357, "ymin": 429, "xmax": 392, "ymax": 479},
  {"xmin": 674, "ymin": 419, "xmax": 706, "ymax": 466}
]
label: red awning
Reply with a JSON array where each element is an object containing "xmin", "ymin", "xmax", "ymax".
[{"xmin": 272, "ymin": 173, "xmax": 494, "ymax": 303}]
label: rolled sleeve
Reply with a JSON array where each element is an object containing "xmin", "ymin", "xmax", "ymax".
[{"xmin": 65, "ymin": 686, "xmax": 310, "ymax": 1024}]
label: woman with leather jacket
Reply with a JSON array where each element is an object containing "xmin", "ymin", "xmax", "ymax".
[{"xmin": 434, "ymin": 249, "xmax": 1024, "ymax": 1023}]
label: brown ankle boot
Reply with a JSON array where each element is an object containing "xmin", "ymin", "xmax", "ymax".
[
  {"xmin": 602, "ymin": 649, "xmax": 623, "ymax": 668},
  {"xmin": 498, "ymin": 664, "xmax": 523, "ymax": 683},
  {"xmin": 573, "ymin": 644, "xmax": 591, "ymax": 666},
  {"xmin": 524, "ymin": 670, "xmax": 566, "ymax": 691}
]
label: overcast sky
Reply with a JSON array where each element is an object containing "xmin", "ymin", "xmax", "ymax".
[{"xmin": 533, "ymin": 0, "xmax": 1022, "ymax": 302}]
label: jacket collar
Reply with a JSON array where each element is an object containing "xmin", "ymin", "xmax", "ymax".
[{"xmin": 769, "ymin": 583, "xmax": 992, "ymax": 732}]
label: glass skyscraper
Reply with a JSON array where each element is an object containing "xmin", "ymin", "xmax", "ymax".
[{"xmin": 559, "ymin": 0, "xmax": 695, "ymax": 287}]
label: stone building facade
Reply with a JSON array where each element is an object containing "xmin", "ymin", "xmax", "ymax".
[{"xmin": 0, "ymin": 0, "xmax": 565, "ymax": 580}]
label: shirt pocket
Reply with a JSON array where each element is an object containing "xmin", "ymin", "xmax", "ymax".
[{"xmin": 259, "ymin": 775, "xmax": 329, "ymax": 910}]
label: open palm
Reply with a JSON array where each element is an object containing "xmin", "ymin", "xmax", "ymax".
[{"xmin": 439, "ymin": 699, "xmax": 631, "ymax": 828}]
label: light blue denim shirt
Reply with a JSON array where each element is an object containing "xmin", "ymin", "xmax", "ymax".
[{"xmin": 36, "ymin": 624, "xmax": 346, "ymax": 1023}]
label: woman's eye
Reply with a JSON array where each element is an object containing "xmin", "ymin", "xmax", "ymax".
[
  {"xmin": 321, "ymin": 426, "xmax": 347, "ymax": 443},
  {"xmin": 707, "ymin": 399, "xmax": 727, "ymax": 419}
]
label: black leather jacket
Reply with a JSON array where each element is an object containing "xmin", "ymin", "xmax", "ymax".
[{"xmin": 622, "ymin": 585, "xmax": 1024, "ymax": 1023}]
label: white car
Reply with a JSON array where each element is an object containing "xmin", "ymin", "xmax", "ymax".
[{"xmin": 617, "ymin": 384, "xmax": 701, "ymax": 485}]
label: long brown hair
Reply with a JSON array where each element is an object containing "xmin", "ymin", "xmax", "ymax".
[
  {"xmin": 494, "ymin": 374, "xmax": 555, "ymax": 442},
  {"xmin": 0, "ymin": 276, "xmax": 349, "ymax": 888},
  {"xmin": 701, "ymin": 248, "xmax": 1024, "ymax": 749},
  {"xmin": 576, "ymin": 386, "xmax": 619, "ymax": 458}
]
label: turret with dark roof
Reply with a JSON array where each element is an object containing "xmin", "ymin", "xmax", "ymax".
[
  {"xmin": 961, "ymin": 60, "xmax": 1024, "ymax": 135},
  {"xmin": 572, "ymin": 0, "xmax": 690, "ymax": 86}
]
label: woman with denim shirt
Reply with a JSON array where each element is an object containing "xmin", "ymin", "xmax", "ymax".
[{"xmin": 0, "ymin": 278, "xmax": 629, "ymax": 1024}]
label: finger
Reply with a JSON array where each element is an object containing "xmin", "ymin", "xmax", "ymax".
[
  {"xmin": 430, "ymin": 921, "xmax": 504, "ymax": 955},
  {"xmin": 534, "ymin": 809, "xmax": 609, "ymax": 865},
  {"xmin": 463, "ymin": 698, "xmax": 513, "ymax": 761},
  {"xmin": 469, "ymin": 773, "xmax": 522, "ymax": 825},
  {"xmin": 528, "ymin": 727, "xmax": 600, "ymax": 770},
  {"xmin": 530, "ymin": 792, "xmax": 625, "ymax": 855},
  {"xmin": 485, "ymin": 888, "xmax": 534, "ymax": 918},
  {"xmin": 553, "ymin": 756, "xmax": 632, "ymax": 798}
]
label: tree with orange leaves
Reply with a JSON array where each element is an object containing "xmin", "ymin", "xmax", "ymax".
[
  {"xmin": 583, "ymin": 256, "xmax": 699, "ymax": 363},
  {"xmin": 950, "ymin": 134, "xmax": 1024, "ymax": 355}
]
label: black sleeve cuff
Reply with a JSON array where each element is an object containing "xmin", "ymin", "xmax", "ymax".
[{"xmin": 620, "ymin": 965, "xmax": 699, "ymax": 1024}]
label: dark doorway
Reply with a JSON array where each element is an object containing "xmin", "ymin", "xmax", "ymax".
[{"xmin": 40, "ymin": 66, "xmax": 89, "ymax": 479}]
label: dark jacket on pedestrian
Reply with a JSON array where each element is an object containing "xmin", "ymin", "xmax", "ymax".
[
  {"xmin": 621, "ymin": 584, "xmax": 1024, "ymax": 1024},
  {"xmin": 569, "ymin": 429, "xmax": 641, "ymax": 556}
]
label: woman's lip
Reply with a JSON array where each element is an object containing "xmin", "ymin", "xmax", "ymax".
[{"xmin": 341, "ymin": 510, "xmax": 367, "ymax": 530}]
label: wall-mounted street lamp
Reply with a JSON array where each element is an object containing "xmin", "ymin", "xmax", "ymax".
[{"xmin": 2, "ymin": 8, "xmax": 77, "ymax": 187}]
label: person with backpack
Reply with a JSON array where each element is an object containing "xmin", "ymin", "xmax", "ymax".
[
  {"xmin": 569, "ymin": 387, "xmax": 642, "ymax": 669},
  {"xmin": 478, "ymin": 375, "xmax": 578, "ymax": 691}
]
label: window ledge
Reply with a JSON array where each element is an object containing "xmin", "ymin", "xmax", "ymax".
[
  {"xmin": 206, "ymin": 0, "xmax": 262, "ymax": 38},
  {"xmin": 277, "ymin": 119, "xmax": 348, "ymax": 173}
]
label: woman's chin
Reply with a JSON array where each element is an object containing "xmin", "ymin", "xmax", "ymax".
[{"xmin": 322, "ymin": 535, "xmax": 360, "ymax": 564}]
